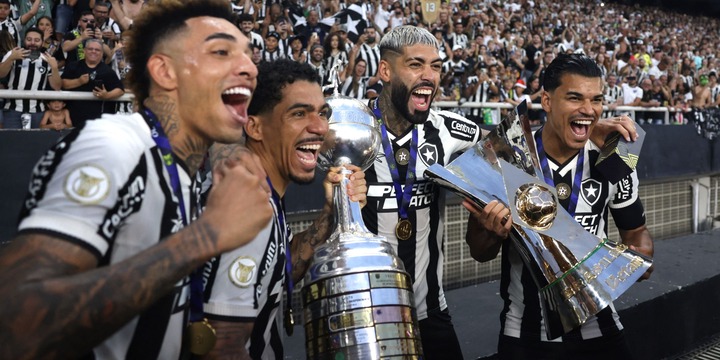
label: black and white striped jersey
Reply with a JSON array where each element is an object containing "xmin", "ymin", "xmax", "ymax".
[
  {"xmin": 603, "ymin": 84, "xmax": 624, "ymax": 117},
  {"xmin": 202, "ymin": 190, "xmax": 289, "ymax": 360},
  {"xmin": 339, "ymin": 75, "xmax": 367, "ymax": 99},
  {"xmin": 466, "ymin": 76, "xmax": 493, "ymax": 116},
  {"xmin": 499, "ymin": 137, "xmax": 646, "ymax": 343},
  {"xmin": 711, "ymin": 84, "xmax": 720, "ymax": 105},
  {"xmin": 261, "ymin": 48, "xmax": 283, "ymax": 63},
  {"xmin": 2, "ymin": 50, "xmax": 55, "ymax": 113},
  {"xmin": 357, "ymin": 43, "xmax": 380, "ymax": 78},
  {"xmin": 362, "ymin": 109, "xmax": 480, "ymax": 320},
  {"xmin": 0, "ymin": 17, "xmax": 22, "ymax": 45},
  {"xmin": 17, "ymin": 113, "xmax": 199, "ymax": 359}
]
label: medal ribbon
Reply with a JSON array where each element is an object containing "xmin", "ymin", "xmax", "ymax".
[
  {"xmin": 372, "ymin": 99, "xmax": 418, "ymax": 223},
  {"xmin": 266, "ymin": 178, "xmax": 294, "ymax": 334},
  {"xmin": 143, "ymin": 109, "xmax": 205, "ymax": 324},
  {"xmin": 534, "ymin": 127, "xmax": 585, "ymax": 216}
]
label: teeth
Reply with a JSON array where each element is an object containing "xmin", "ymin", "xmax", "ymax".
[
  {"xmin": 298, "ymin": 144, "xmax": 321, "ymax": 151},
  {"xmin": 222, "ymin": 87, "xmax": 251, "ymax": 96},
  {"xmin": 572, "ymin": 120, "xmax": 592, "ymax": 125},
  {"xmin": 414, "ymin": 89, "xmax": 432, "ymax": 95}
]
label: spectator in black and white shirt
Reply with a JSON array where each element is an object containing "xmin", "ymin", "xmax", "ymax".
[
  {"xmin": 0, "ymin": 27, "xmax": 60, "ymax": 129},
  {"xmin": 355, "ymin": 26, "xmax": 381, "ymax": 78}
]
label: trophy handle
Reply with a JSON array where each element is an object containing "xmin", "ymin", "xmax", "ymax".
[{"xmin": 333, "ymin": 166, "xmax": 371, "ymax": 236}]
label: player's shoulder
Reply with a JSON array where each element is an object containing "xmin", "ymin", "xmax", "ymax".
[{"xmin": 430, "ymin": 109, "xmax": 480, "ymax": 143}]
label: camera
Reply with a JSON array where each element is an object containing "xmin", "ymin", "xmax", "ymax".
[{"xmin": 93, "ymin": 79, "xmax": 104, "ymax": 89}]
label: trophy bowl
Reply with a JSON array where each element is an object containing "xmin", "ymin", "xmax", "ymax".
[
  {"xmin": 302, "ymin": 94, "xmax": 424, "ymax": 359},
  {"xmin": 317, "ymin": 94, "xmax": 381, "ymax": 171}
]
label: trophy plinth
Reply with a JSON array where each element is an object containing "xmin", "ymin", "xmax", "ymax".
[
  {"xmin": 425, "ymin": 101, "xmax": 652, "ymax": 339},
  {"xmin": 302, "ymin": 93, "xmax": 424, "ymax": 359}
]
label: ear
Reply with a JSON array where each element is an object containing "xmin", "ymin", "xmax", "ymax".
[
  {"xmin": 244, "ymin": 115, "xmax": 263, "ymax": 142},
  {"xmin": 540, "ymin": 90, "xmax": 551, "ymax": 113},
  {"xmin": 146, "ymin": 54, "xmax": 177, "ymax": 91},
  {"xmin": 378, "ymin": 59, "xmax": 392, "ymax": 83}
]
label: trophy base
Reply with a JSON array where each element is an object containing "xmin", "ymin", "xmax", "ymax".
[
  {"xmin": 303, "ymin": 270, "xmax": 423, "ymax": 360},
  {"xmin": 540, "ymin": 239, "xmax": 651, "ymax": 339}
]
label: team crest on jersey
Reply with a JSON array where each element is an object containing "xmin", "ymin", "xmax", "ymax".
[
  {"xmin": 581, "ymin": 179, "xmax": 602, "ymax": 206},
  {"xmin": 37, "ymin": 65, "xmax": 46, "ymax": 74},
  {"xmin": 229, "ymin": 256, "xmax": 257, "ymax": 288},
  {"xmin": 63, "ymin": 164, "xmax": 110, "ymax": 204},
  {"xmin": 418, "ymin": 143, "xmax": 438, "ymax": 167}
]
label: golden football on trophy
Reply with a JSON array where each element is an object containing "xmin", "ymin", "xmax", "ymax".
[{"xmin": 515, "ymin": 183, "xmax": 557, "ymax": 230}]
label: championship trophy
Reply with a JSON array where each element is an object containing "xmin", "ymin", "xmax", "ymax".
[
  {"xmin": 425, "ymin": 101, "xmax": 653, "ymax": 339},
  {"xmin": 302, "ymin": 62, "xmax": 424, "ymax": 359}
]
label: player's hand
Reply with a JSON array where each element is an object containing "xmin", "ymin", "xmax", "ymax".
[
  {"xmin": 41, "ymin": 52, "xmax": 57, "ymax": 68},
  {"xmin": 323, "ymin": 165, "xmax": 367, "ymax": 209},
  {"xmin": 464, "ymin": 199, "xmax": 512, "ymax": 239},
  {"xmin": 590, "ymin": 114, "xmax": 638, "ymax": 147},
  {"xmin": 205, "ymin": 148, "xmax": 273, "ymax": 253}
]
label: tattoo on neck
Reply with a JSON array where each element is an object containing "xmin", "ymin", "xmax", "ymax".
[
  {"xmin": 144, "ymin": 95, "xmax": 179, "ymax": 137},
  {"xmin": 174, "ymin": 136, "xmax": 209, "ymax": 176},
  {"xmin": 379, "ymin": 94, "xmax": 411, "ymax": 135}
]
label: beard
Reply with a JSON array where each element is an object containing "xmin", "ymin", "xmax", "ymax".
[{"xmin": 390, "ymin": 80, "xmax": 432, "ymax": 125}]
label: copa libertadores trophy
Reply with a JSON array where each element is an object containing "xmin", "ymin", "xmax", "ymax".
[
  {"xmin": 425, "ymin": 101, "xmax": 652, "ymax": 339},
  {"xmin": 302, "ymin": 60, "xmax": 424, "ymax": 359}
]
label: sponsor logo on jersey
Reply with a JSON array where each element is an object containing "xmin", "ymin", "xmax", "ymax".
[
  {"xmin": 25, "ymin": 142, "xmax": 67, "ymax": 210},
  {"xmin": 418, "ymin": 143, "xmax": 438, "ymax": 167},
  {"xmin": 229, "ymin": 256, "xmax": 258, "ymax": 288},
  {"xmin": 64, "ymin": 164, "xmax": 110, "ymax": 204},
  {"xmin": 100, "ymin": 174, "xmax": 145, "ymax": 240},
  {"xmin": 614, "ymin": 175, "xmax": 634, "ymax": 203},
  {"xmin": 574, "ymin": 213, "xmax": 600, "ymax": 235},
  {"xmin": 581, "ymin": 179, "xmax": 602, "ymax": 206},
  {"xmin": 445, "ymin": 118, "xmax": 477, "ymax": 141},
  {"xmin": 367, "ymin": 181, "xmax": 436, "ymax": 211}
]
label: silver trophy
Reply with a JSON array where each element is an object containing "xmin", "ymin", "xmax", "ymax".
[
  {"xmin": 425, "ymin": 101, "xmax": 653, "ymax": 339},
  {"xmin": 302, "ymin": 67, "xmax": 424, "ymax": 359}
]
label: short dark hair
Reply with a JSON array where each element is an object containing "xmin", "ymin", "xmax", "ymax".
[
  {"xmin": 248, "ymin": 59, "xmax": 321, "ymax": 116},
  {"xmin": 542, "ymin": 53, "xmax": 602, "ymax": 92},
  {"xmin": 125, "ymin": 0, "xmax": 235, "ymax": 106},
  {"xmin": 24, "ymin": 27, "xmax": 44, "ymax": 41},
  {"xmin": 0, "ymin": 0, "xmax": 11, "ymax": 5}
]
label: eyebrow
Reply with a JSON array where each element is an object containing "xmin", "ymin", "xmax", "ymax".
[
  {"xmin": 287, "ymin": 102, "xmax": 329, "ymax": 113},
  {"xmin": 566, "ymin": 91, "xmax": 603, "ymax": 99},
  {"xmin": 205, "ymin": 32, "xmax": 237, "ymax": 42}
]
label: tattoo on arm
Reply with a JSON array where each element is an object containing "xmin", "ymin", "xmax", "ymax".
[
  {"xmin": 205, "ymin": 319, "xmax": 254, "ymax": 359},
  {"xmin": 208, "ymin": 143, "xmax": 247, "ymax": 168},
  {"xmin": 290, "ymin": 210, "xmax": 333, "ymax": 282},
  {"xmin": 0, "ymin": 219, "xmax": 220, "ymax": 359}
]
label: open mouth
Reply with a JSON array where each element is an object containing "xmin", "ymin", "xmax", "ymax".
[
  {"xmin": 570, "ymin": 119, "xmax": 593, "ymax": 138},
  {"xmin": 295, "ymin": 142, "xmax": 322, "ymax": 169},
  {"xmin": 411, "ymin": 87, "xmax": 433, "ymax": 112},
  {"xmin": 222, "ymin": 86, "xmax": 252, "ymax": 125}
]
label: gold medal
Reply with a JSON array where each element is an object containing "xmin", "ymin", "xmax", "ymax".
[
  {"xmin": 556, "ymin": 183, "xmax": 571, "ymax": 200},
  {"xmin": 187, "ymin": 318, "xmax": 217, "ymax": 356},
  {"xmin": 395, "ymin": 219, "xmax": 412, "ymax": 241},
  {"xmin": 395, "ymin": 148, "xmax": 410, "ymax": 166},
  {"xmin": 285, "ymin": 308, "xmax": 295, "ymax": 336}
]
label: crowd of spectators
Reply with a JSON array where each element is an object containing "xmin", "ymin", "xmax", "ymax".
[{"xmin": 0, "ymin": 0, "xmax": 719, "ymax": 130}]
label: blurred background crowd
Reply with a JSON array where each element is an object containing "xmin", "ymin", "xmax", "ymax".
[{"xmin": 0, "ymin": 0, "xmax": 719, "ymax": 129}]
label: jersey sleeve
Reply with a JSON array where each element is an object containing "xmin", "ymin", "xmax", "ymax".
[
  {"xmin": 203, "ymin": 220, "xmax": 275, "ymax": 321},
  {"xmin": 437, "ymin": 110, "xmax": 482, "ymax": 153},
  {"xmin": 17, "ymin": 117, "xmax": 150, "ymax": 260},
  {"xmin": 609, "ymin": 171, "xmax": 646, "ymax": 230}
]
